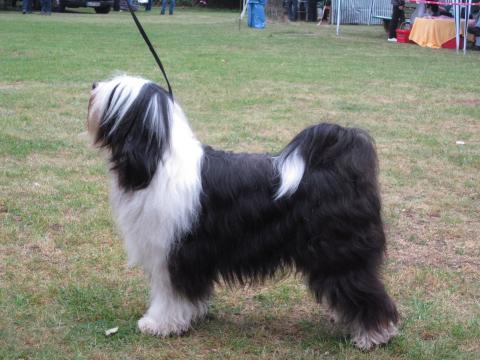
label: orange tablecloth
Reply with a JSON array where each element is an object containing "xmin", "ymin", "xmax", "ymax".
[{"xmin": 409, "ymin": 18, "xmax": 465, "ymax": 48}]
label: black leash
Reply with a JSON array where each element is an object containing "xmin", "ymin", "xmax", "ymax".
[{"xmin": 125, "ymin": 0, "xmax": 174, "ymax": 99}]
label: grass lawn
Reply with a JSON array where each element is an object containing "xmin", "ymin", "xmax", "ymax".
[{"xmin": 0, "ymin": 8, "xmax": 479, "ymax": 360}]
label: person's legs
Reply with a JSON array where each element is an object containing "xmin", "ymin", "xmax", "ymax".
[
  {"xmin": 45, "ymin": 0, "xmax": 51, "ymax": 14},
  {"xmin": 399, "ymin": 8, "xmax": 405, "ymax": 24},
  {"xmin": 168, "ymin": 0, "xmax": 175, "ymax": 14},
  {"xmin": 388, "ymin": 6, "xmax": 402, "ymax": 39},
  {"xmin": 160, "ymin": 0, "xmax": 167, "ymax": 14},
  {"xmin": 145, "ymin": 0, "xmax": 152, "ymax": 11},
  {"xmin": 287, "ymin": 0, "xmax": 297, "ymax": 20},
  {"xmin": 292, "ymin": 0, "xmax": 298, "ymax": 20},
  {"xmin": 22, "ymin": 0, "xmax": 31, "ymax": 13},
  {"xmin": 287, "ymin": 0, "xmax": 293, "ymax": 20}
]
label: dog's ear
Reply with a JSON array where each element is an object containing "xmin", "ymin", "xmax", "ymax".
[{"xmin": 100, "ymin": 82, "xmax": 172, "ymax": 191}]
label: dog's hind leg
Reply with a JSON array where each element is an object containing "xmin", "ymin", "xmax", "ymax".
[
  {"xmin": 308, "ymin": 267, "xmax": 398, "ymax": 350},
  {"xmin": 138, "ymin": 262, "xmax": 208, "ymax": 337}
]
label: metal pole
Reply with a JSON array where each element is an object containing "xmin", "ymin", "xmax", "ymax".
[
  {"xmin": 455, "ymin": 4, "xmax": 460, "ymax": 53},
  {"xmin": 239, "ymin": 0, "xmax": 242, "ymax": 30},
  {"xmin": 463, "ymin": 0, "xmax": 472, "ymax": 54},
  {"xmin": 239, "ymin": 0, "xmax": 248, "ymax": 30},
  {"xmin": 368, "ymin": 0, "xmax": 375, "ymax": 26},
  {"xmin": 336, "ymin": 0, "xmax": 341, "ymax": 35}
]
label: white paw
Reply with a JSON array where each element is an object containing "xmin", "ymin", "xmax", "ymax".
[
  {"xmin": 138, "ymin": 316, "xmax": 188, "ymax": 337},
  {"xmin": 351, "ymin": 323, "xmax": 398, "ymax": 350}
]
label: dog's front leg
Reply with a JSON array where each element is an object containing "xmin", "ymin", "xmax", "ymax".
[{"xmin": 138, "ymin": 263, "xmax": 208, "ymax": 337}]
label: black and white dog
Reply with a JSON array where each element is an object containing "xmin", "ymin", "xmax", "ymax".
[{"xmin": 87, "ymin": 75, "xmax": 398, "ymax": 350}]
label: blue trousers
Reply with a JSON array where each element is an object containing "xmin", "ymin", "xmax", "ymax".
[
  {"xmin": 41, "ymin": 0, "xmax": 51, "ymax": 13},
  {"xmin": 22, "ymin": 0, "xmax": 32, "ymax": 13},
  {"xmin": 160, "ymin": 0, "xmax": 175, "ymax": 14}
]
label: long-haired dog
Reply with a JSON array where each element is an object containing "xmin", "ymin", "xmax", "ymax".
[{"xmin": 87, "ymin": 75, "xmax": 398, "ymax": 350}]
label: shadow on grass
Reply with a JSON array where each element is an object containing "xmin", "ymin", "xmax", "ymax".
[{"xmin": 198, "ymin": 312, "xmax": 348, "ymax": 351}]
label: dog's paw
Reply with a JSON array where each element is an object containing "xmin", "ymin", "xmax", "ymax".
[
  {"xmin": 138, "ymin": 316, "xmax": 188, "ymax": 337},
  {"xmin": 351, "ymin": 323, "xmax": 398, "ymax": 351}
]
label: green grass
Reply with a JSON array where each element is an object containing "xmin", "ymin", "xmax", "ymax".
[{"xmin": 1, "ymin": 8, "xmax": 479, "ymax": 359}]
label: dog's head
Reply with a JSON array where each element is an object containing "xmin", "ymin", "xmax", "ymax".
[{"xmin": 87, "ymin": 75, "xmax": 172, "ymax": 191}]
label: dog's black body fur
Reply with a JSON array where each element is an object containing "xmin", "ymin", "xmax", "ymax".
[{"xmin": 168, "ymin": 124, "xmax": 397, "ymax": 334}]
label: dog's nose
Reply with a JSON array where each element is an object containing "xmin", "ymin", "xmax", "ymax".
[{"xmin": 92, "ymin": 82, "xmax": 98, "ymax": 90}]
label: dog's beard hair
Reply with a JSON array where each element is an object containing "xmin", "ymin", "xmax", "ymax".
[{"xmin": 89, "ymin": 75, "xmax": 398, "ymax": 349}]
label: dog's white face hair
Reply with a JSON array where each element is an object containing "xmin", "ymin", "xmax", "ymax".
[
  {"xmin": 89, "ymin": 76, "xmax": 148, "ymax": 135},
  {"xmin": 87, "ymin": 75, "xmax": 398, "ymax": 350}
]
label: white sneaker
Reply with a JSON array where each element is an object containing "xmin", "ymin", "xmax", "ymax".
[{"xmin": 388, "ymin": 38, "xmax": 397, "ymax": 42}]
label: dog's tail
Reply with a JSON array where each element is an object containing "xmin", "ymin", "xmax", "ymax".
[{"xmin": 274, "ymin": 123, "xmax": 379, "ymax": 200}]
